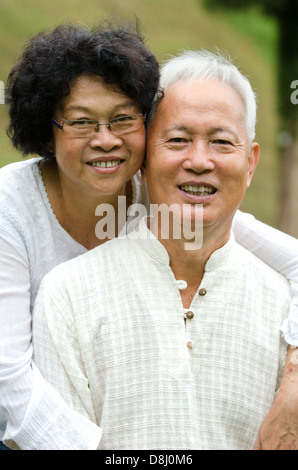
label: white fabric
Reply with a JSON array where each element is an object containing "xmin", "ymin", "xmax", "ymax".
[
  {"xmin": 0, "ymin": 158, "xmax": 149, "ymax": 449},
  {"xmin": 232, "ymin": 211, "xmax": 298, "ymax": 345},
  {"xmin": 33, "ymin": 219, "xmax": 291, "ymax": 450},
  {"xmin": 0, "ymin": 157, "xmax": 297, "ymax": 449}
]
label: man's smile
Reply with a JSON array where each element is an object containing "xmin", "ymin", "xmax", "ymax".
[{"xmin": 179, "ymin": 184, "xmax": 216, "ymax": 196}]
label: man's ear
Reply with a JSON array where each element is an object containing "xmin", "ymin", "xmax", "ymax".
[{"xmin": 246, "ymin": 142, "xmax": 260, "ymax": 188}]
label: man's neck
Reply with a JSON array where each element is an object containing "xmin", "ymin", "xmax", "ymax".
[{"xmin": 158, "ymin": 224, "xmax": 232, "ymax": 308}]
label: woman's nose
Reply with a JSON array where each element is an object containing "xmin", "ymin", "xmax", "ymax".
[{"xmin": 89, "ymin": 125, "xmax": 123, "ymax": 151}]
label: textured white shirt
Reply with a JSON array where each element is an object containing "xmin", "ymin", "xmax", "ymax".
[
  {"xmin": 0, "ymin": 157, "xmax": 297, "ymax": 449},
  {"xmin": 33, "ymin": 219, "xmax": 291, "ymax": 450}
]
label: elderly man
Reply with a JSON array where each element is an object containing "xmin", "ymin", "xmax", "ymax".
[{"xmin": 33, "ymin": 50, "xmax": 292, "ymax": 450}]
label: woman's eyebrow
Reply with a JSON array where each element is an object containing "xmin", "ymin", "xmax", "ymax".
[{"xmin": 64, "ymin": 101, "xmax": 138, "ymax": 114}]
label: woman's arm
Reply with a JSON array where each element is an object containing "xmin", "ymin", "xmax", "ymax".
[
  {"xmin": 233, "ymin": 211, "xmax": 298, "ymax": 450},
  {"xmin": 253, "ymin": 346, "xmax": 298, "ymax": 450},
  {"xmin": 233, "ymin": 210, "xmax": 298, "ymax": 346},
  {"xmin": 0, "ymin": 226, "xmax": 101, "ymax": 450}
]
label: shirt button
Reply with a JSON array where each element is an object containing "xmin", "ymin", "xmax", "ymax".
[
  {"xmin": 198, "ymin": 288, "xmax": 207, "ymax": 296},
  {"xmin": 187, "ymin": 340, "xmax": 193, "ymax": 349},
  {"xmin": 176, "ymin": 280, "xmax": 188, "ymax": 290},
  {"xmin": 185, "ymin": 310, "xmax": 194, "ymax": 319}
]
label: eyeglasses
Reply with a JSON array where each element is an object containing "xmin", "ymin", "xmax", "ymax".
[{"xmin": 51, "ymin": 114, "xmax": 146, "ymax": 137}]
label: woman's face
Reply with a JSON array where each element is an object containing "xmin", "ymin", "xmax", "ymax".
[{"xmin": 51, "ymin": 74, "xmax": 146, "ymax": 199}]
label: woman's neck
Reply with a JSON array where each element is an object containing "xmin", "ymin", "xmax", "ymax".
[{"xmin": 40, "ymin": 159, "xmax": 132, "ymax": 250}]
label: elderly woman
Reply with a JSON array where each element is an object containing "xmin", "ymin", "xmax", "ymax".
[
  {"xmin": 0, "ymin": 21, "xmax": 297, "ymax": 450},
  {"xmin": 0, "ymin": 20, "xmax": 158, "ymax": 450}
]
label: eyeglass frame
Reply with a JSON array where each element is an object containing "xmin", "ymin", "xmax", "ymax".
[{"xmin": 50, "ymin": 113, "xmax": 146, "ymax": 136}]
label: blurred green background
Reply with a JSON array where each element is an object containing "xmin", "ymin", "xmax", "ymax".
[{"xmin": 0, "ymin": 0, "xmax": 281, "ymax": 229}]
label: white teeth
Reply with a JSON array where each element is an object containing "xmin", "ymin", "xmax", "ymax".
[
  {"xmin": 180, "ymin": 185, "xmax": 215, "ymax": 195},
  {"xmin": 89, "ymin": 160, "xmax": 121, "ymax": 168}
]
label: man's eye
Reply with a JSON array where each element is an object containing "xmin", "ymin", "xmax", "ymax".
[
  {"xmin": 169, "ymin": 137, "xmax": 188, "ymax": 143},
  {"xmin": 213, "ymin": 139, "xmax": 233, "ymax": 146},
  {"xmin": 166, "ymin": 137, "xmax": 189, "ymax": 150},
  {"xmin": 212, "ymin": 139, "xmax": 235, "ymax": 152}
]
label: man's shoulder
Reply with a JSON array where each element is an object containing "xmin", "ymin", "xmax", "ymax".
[{"xmin": 43, "ymin": 235, "xmax": 137, "ymax": 286}]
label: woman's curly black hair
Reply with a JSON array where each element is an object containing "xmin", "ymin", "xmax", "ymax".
[{"xmin": 6, "ymin": 19, "xmax": 160, "ymax": 159}]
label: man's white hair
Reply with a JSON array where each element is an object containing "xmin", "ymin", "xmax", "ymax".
[{"xmin": 157, "ymin": 49, "xmax": 257, "ymax": 141}]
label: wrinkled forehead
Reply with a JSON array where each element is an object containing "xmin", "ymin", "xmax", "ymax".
[{"xmin": 149, "ymin": 78, "xmax": 247, "ymax": 137}]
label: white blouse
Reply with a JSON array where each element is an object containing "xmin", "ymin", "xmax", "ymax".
[{"xmin": 0, "ymin": 158, "xmax": 297, "ymax": 449}]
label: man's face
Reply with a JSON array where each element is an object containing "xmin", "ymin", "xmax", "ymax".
[{"xmin": 143, "ymin": 78, "xmax": 259, "ymax": 238}]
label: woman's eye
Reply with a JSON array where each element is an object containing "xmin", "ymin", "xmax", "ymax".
[
  {"xmin": 113, "ymin": 115, "xmax": 134, "ymax": 123},
  {"xmin": 70, "ymin": 120, "xmax": 93, "ymax": 127}
]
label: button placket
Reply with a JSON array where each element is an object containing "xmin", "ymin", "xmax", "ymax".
[
  {"xmin": 175, "ymin": 280, "xmax": 196, "ymax": 352},
  {"xmin": 183, "ymin": 285, "xmax": 208, "ymax": 353},
  {"xmin": 183, "ymin": 308, "xmax": 195, "ymax": 353}
]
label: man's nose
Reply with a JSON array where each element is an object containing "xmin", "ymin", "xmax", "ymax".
[
  {"xmin": 89, "ymin": 125, "xmax": 123, "ymax": 151},
  {"xmin": 182, "ymin": 140, "xmax": 215, "ymax": 173}
]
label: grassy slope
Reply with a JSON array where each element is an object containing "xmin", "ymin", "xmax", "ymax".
[{"xmin": 0, "ymin": 0, "xmax": 278, "ymax": 226}]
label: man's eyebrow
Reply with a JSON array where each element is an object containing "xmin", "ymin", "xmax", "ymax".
[
  {"xmin": 209, "ymin": 127, "xmax": 238, "ymax": 139},
  {"xmin": 164, "ymin": 125, "xmax": 191, "ymax": 132},
  {"xmin": 163, "ymin": 125, "xmax": 240, "ymax": 141}
]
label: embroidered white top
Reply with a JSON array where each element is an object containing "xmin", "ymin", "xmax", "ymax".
[
  {"xmin": 33, "ymin": 219, "xmax": 291, "ymax": 450},
  {"xmin": 0, "ymin": 158, "xmax": 297, "ymax": 449},
  {"xmin": 0, "ymin": 158, "xmax": 149, "ymax": 449}
]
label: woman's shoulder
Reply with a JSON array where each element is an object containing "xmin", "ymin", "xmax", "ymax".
[
  {"xmin": 0, "ymin": 157, "xmax": 42, "ymax": 196},
  {"xmin": 0, "ymin": 157, "xmax": 41, "ymax": 181},
  {"xmin": 0, "ymin": 158, "xmax": 44, "ymax": 221}
]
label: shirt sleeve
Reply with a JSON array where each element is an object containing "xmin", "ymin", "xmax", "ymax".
[
  {"xmin": 32, "ymin": 273, "xmax": 101, "ymax": 442},
  {"xmin": 233, "ymin": 210, "xmax": 298, "ymax": 346},
  {"xmin": 0, "ymin": 225, "xmax": 102, "ymax": 450}
]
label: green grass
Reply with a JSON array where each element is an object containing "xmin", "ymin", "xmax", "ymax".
[
  {"xmin": 212, "ymin": 4, "xmax": 278, "ymax": 67},
  {"xmin": 0, "ymin": 0, "xmax": 279, "ymax": 226}
]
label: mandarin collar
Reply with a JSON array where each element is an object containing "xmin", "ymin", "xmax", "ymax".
[{"xmin": 123, "ymin": 217, "xmax": 234, "ymax": 271}]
